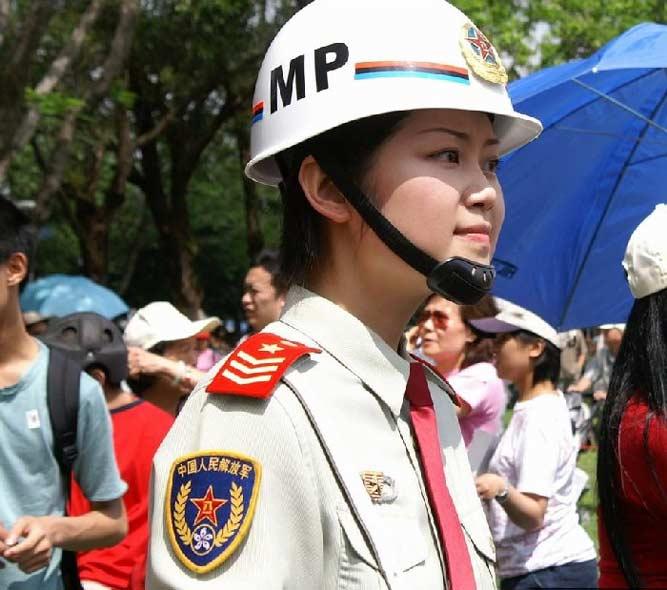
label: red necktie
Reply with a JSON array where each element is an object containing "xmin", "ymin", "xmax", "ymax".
[{"xmin": 406, "ymin": 362, "xmax": 476, "ymax": 590}]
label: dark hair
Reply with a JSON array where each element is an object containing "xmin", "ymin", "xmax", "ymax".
[
  {"xmin": 460, "ymin": 295, "xmax": 499, "ymax": 369},
  {"xmin": 0, "ymin": 197, "xmax": 37, "ymax": 287},
  {"xmin": 252, "ymin": 249, "xmax": 288, "ymax": 296},
  {"xmin": 126, "ymin": 341, "xmax": 166, "ymax": 395},
  {"xmin": 513, "ymin": 330, "xmax": 561, "ymax": 385},
  {"xmin": 598, "ymin": 291, "xmax": 667, "ymax": 588},
  {"xmin": 275, "ymin": 111, "xmax": 409, "ymax": 287}
]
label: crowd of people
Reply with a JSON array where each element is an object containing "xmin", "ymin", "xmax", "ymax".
[{"xmin": 1, "ymin": 1, "xmax": 665, "ymax": 589}]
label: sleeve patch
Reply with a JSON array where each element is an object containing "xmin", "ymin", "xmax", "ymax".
[
  {"xmin": 206, "ymin": 332, "xmax": 320, "ymax": 399},
  {"xmin": 165, "ymin": 451, "xmax": 262, "ymax": 574}
]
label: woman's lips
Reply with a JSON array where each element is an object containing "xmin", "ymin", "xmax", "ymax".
[
  {"xmin": 454, "ymin": 225, "xmax": 492, "ymax": 245},
  {"xmin": 457, "ymin": 233, "xmax": 490, "ymax": 244}
]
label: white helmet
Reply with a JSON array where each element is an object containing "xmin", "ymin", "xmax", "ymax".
[{"xmin": 246, "ymin": 0, "xmax": 542, "ymax": 186}]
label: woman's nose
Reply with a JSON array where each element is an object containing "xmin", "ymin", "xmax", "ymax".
[{"xmin": 465, "ymin": 182, "xmax": 498, "ymax": 211}]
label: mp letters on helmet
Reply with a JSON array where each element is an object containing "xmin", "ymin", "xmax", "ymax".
[{"xmin": 263, "ymin": 42, "xmax": 349, "ymax": 117}]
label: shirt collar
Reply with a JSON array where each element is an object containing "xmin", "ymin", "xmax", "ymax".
[{"xmin": 278, "ymin": 286, "xmax": 409, "ymax": 417}]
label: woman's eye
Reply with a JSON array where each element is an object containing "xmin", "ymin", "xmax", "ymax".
[
  {"xmin": 484, "ymin": 158, "xmax": 501, "ymax": 174},
  {"xmin": 433, "ymin": 149, "xmax": 460, "ymax": 163}
]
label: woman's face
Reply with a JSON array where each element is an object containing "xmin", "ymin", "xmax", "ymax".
[
  {"xmin": 364, "ymin": 109, "xmax": 504, "ymax": 279},
  {"xmin": 163, "ymin": 337, "xmax": 198, "ymax": 367},
  {"xmin": 493, "ymin": 333, "xmax": 532, "ymax": 383},
  {"xmin": 418, "ymin": 296, "xmax": 472, "ymax": 366}
]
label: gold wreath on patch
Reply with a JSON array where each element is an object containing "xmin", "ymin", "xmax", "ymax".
[
  {"xmin": 459, "ymin": 22, "xmax": 508, "ymax": 85},
  {"xmin": 165, "ymin": 451, "xmax": 262, "ymax": 574}
]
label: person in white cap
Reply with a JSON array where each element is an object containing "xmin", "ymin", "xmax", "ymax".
[
  {"xmin": 146, "ymin": 1, "xmax": 542, "ymax": 588},
  {"xmin": 568, "ymin": 323, "xmax": 625, "ymax": 401},
  {"xmin": 598, "ymin": 204, "xmax": 667, "ymax": 589},
  {"xmin": 123, "ymin": 302, "xmax": 220, "ymax": 416},
  {"xmin": 470, "ymin": 303, "xmax": 597, "ymax": 589}
]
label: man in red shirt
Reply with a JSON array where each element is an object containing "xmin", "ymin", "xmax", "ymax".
[{"xmin": 43, "ymin": 313, "xmax": 173, "ymax": 590}]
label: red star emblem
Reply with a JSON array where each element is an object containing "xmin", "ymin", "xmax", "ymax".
[
  {"xmin": 190, "ymin": 485, "xmax": 227, "ymax": 527},
  {"xmin": 467, "ymin": 28, "xmax": 495, "ymax": 63}
]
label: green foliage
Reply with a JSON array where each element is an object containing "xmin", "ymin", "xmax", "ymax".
[
  {"xmin": 25, "ymin": 89, "xmax": 86, "ymax": 116},
  {"xmin": 533, "ymin": 0, "xmax": 665, "ymax": 67}
]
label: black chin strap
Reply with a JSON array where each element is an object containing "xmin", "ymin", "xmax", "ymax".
[{"xmin": 313, "ymin": 153, "xmax": 496, "ymax": 305}]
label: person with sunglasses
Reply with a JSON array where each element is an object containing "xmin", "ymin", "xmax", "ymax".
[
  {"xmin": 471, "ymin": 303, "xmax": 597, "ymax": 590},
  {"xmin": 416, "ymin": 294, "xmax": 506, "ymax": 447}
]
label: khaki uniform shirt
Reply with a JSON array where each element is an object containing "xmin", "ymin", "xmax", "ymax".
[{"xmin": 147, "ymin": 287, "xmax": 497, "ymax": 589}]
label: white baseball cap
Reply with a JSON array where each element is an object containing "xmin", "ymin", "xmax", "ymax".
[
  {"xmin": 469, "ymin": 301, "xmax": 560, "ymax": 349},
  {"xmin": 623, "ymin": 204, "xmax": 667, "ymax": 299},
  {"xmin": 123, "ymin": 302, "xmax": 221, "ymax": 350},
  {"xmin": 246, "ymin": 0, "xmax": 542, "ymax": 185},
  {"xmin": 599, "ymin": 323, "xmax": 626, "ymax": 331}
]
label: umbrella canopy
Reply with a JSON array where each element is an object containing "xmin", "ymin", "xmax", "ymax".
[
  {"xmin": 20, "ymin": 274, "xmax": 129, "ymax": 320},
  {"xmin": 493, "ymin": 22, "xmax": 667, "ymax": 330}
]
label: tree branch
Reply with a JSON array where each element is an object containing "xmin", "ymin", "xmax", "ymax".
[
  {"xmin": 88, "ymin": 0, "xmax": 139, "ymax": 104},
  {"xmin": 107, "ymin": 104, "xmax": 133, "ymax": 207},
  {"xmin": 33, "ymin": 110, "xmax": 78, "ymax": 224},
  {"xmin": 0, "ymin": 0, "xmax": 103, "ymax": 181},
  {"xmin": 30, "ymin": 0, "xmax": 140, "ymax": 222},
  {"xmin": 7, "ymin": 2, "xmax": 55, "ymax": 79},
  {"xmin": 135, "ymin": 107, "xmax": 177, "ymax": 146},
  {"xmin": 0, "ymin": 0, "xmax": 11, "ymax": 44},
  {"xmin": 30, "ymin": 137, "xmax": 47, "ymax": 173},
  {"xmin": 185, "ymin": 94, "xmax": 239, "ymax": 171}
]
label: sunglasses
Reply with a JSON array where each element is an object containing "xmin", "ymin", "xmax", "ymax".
[{"xmin": 417, "ymin": 309, "xmax": 449, "ymax": 330}]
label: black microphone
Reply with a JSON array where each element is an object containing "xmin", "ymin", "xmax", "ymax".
[{"xmin": 427, "ymin": 257, "xmax": 496, "ymax": 305}]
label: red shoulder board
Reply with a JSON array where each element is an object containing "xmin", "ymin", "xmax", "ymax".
[
  {"xmin": 410, "ymin": 354, "xmax": 467, "ymax": 410},
  {"xmin": 206, "ymin": 332, "xmax": 320, "ymax": 399}
]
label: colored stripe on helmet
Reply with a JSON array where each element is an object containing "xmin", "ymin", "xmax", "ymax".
[
  {"xmin": 251, "ymin": 101, "xmax": 264, "ymax": 125},
  {"xmin": 355, "ymin": 71, "xmax": 470, "ymax": 84},
  {"xmin": 355, "ymin": 61, "xmax": 469, "ymax": 84}
]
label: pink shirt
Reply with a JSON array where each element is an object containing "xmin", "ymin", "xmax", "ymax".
[{"xmin": 446, "ymin": 362, "xmax": 506, "ymax": 446}]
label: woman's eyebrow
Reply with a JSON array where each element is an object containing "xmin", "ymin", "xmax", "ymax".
[{"xmin": 418, "ymin": 127, "xmax": 499, "ymax": 146}]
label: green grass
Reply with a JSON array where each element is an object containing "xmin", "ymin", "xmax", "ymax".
[{"xmin": 577, "ymin": 449, "xmax": 599, "ymax": 550}]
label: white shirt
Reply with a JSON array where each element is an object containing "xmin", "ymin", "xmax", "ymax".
[
  {"xmin": 484, "ymin": 391, "xmax": 596, "ymax": 578},
  {"xmin": 147, "ymin": 287, "xmax": 497, "ymax": 589}
]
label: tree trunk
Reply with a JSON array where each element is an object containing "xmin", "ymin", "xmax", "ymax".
[
  {"xmin": 234, "ymin": 120, "xmax": 264, "ymax": 260},
  {"xmin": 133, "ymin": 110, "xmax": 203, "ymax": 317},
  {"xmin": 74, "ymin": 200, "xmax": 111, "ymax": 285}
]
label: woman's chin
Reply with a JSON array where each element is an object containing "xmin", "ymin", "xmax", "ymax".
[{"xmin": 448, "ymin": 239, "xmax": 492, "ymax": 265}]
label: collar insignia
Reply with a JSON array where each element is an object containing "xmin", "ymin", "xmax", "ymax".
[
  {"xmin": 459, "ymin": 23, "xmax": 508, "ymax": 85},
  {"xmin": 165, "ymin": 451, "xmax": 262, "ymax": 574}
]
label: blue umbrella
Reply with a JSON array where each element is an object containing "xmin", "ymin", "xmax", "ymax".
[
  {"xmin": 493, "ymin": 22, "xmax": 667, "ymax": 330},
  {"xmin": 20, "ymin": 274, "xmax": 129, "ymax": 319}
]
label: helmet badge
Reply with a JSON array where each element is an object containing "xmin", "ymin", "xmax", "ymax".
[{"xmin": 459, "ymin": 23, "xmax": 508, "ymax": 85}]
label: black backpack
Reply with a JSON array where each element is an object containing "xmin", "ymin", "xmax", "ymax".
[{"xmin": 46, "ymin": 347, "xmax": 84, "ymax": 590}]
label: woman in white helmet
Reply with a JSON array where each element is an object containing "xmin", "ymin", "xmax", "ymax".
[{"xmin": 147, "ymin": 1, "xmax": 541, "ymax": 588}]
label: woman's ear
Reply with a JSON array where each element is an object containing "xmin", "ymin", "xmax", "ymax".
[
  {"xmin": 464, "ymin": 325, "xmax": 476, "ymax": 344},
  {"xmin": 298, "ymin": 156, "xmax": 352, "ymax": 224},
  {"xmin": 528, "ymin": 339, "xmax": 546, "ymax": 359}
]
